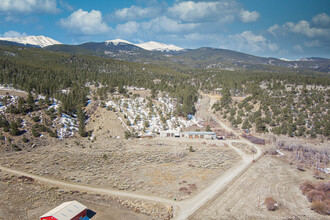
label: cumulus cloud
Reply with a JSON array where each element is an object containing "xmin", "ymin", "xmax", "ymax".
[
  {"xmin": 168, "ymin": 0, "xmax": 238, "ymax": 23},
  {"xmin": 267, "ymin": 24, "xmax": 280, "ymax": 36},
  {"xmin": 283, "ymin": 20, "xmax": 330, "ymax": 38},
  {"xmin": 59, "ymin": 9, "xmax": 110, "ymax": 35},
  {"xmin": 141, "ymin": 16, "xmax": 199, "ymax": 33},
  {"xmin": 239, "ymin": 10, "xmax": 260, "ymax": 23},
  {"xmin": 112, "ymin": 5, "xmax": 163, "ymax": 21},
  {"xmin": 0, "ymin": 0, "xmax": 59, "ymax": 14},
  {"xmin": 110, "ymin": 0, "xmax": 262, "ymax": 41},
  {"xmin": 312, "ymin": 13, "xmax": 330, "ymax": 27},
  {"xmin": 268, "ymin": 13, "xmax": 330, "ymax": 39},
  {"xmin": 115, "ymin": 21, "xmax": 140, "ymax": 36},
  {"xmin": 230, "ymin": 31, "xmax": 277, "ymax": 53},
  {"xmin": 1, "ymin": 31, "xmax": 27, "ymax": 38}
]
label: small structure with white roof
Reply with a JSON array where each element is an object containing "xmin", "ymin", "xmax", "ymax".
[{"xmin": 39, "ymin": 200, "xmax": 87, "ymax": 220}]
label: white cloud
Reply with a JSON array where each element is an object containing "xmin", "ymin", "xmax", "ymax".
[
  {"xmin": 1, "ymin": 31, "xmax": 27, "ymax": 38},
  {"xmin": 267, "ymin": 24, "xmax": 280, "ymax": 36},
  {"xmin": 312, "ymin": 13, "xmax": 330, "ymax": 27},
  {"xmin": 293, "ymin": 45, "xmax": 303, "ymax": 53},
  {"xmin": 0, "ymin": 0, "xmax": 59, "ymax": 14},
  {"xmin": 283, "ymin": 20, "xmax": 330, "ymax": 38},
  {"xmin": 115, "ymin": 21, "xmax": 140, "ymax": 36},
  {"xmin": 304, "ymin": 40, "xmax": 321, "ymax": 47},
  {"xmin": 112, "ymin": 5, "xmax": 162, "ymax": 21},
  {"xmin": 230, "ymin": 31, "xmax": 276, "ymax": 53},
  {"xmin": 59, "ymin": 9, "xmax": 110, "ymax": 35},
  {"xmin": 108, "ymin": 0, "xmax": 262, "ymax": 43},
  {"xmin": 59, "ymin": 0, "xmax": 74, "ymax": 11},
  {"xmin": 168, "ymin": 0, "xmax": 238, "ymax": 23},
  {"xmin": 268, "ymin": 14, "xmax": 330, "ymax": 39},
  {"xmin": 239, "ymin": 10, "xmax": 260, "ymax": 23},
  {"xmin": 141, "ymin": 16, "xmax": 199, "ymax": 33}
]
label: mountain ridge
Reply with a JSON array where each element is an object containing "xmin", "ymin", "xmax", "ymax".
[
  {"xmin": 0, "ymin": 35, "xmax": 61, "ymax": 48},
  {"xmin": 0, "ymin": 35, "xmax": 329, "ymax": 73}
]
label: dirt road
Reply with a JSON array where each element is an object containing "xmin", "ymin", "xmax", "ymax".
[
  {"xmin": 174, "ymin": 140, "xmax": 261, "ymax": 220},
  {"xmin": 0, "ymin": 165, "xmax": 176, "ymax": 206},
  {"xmin": 153, "ymin": 102, "xmax": 262, "ymax": 219},
  {"xmin": 172, "ymin": 95, "xmax": 262, "ymax": 219}
]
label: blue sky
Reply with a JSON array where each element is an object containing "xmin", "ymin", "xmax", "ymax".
[{"xmin": 0, "ymin": 0, "xmax": 329, "ymax": 59}]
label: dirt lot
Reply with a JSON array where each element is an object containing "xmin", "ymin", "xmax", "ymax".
[
  {"xmin": 0, "ymin": 171, "xmax": 171, "ymax": 220},
  {"xmin": 86, "ymin": 106, "xmax": 126, "ymax": 138},
  {"xmin": 0, "ymin": 88, "xmax": 27, "ymax": 98},
  {"xmin": 191, "ymin": 155, "xmax": 329, "ymax": 220},
  {"xmin": 0, "ymin": 137, "xmax": 240, "ymax": 200}
]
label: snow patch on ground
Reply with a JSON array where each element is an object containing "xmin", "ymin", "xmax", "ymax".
[
  {"xmin": 105, "ymin": 96, "xmax": 202, "ymax": 136},
  {"xmin": 57, "ymin": 113, "xmax": 78, "ymax": 139}
]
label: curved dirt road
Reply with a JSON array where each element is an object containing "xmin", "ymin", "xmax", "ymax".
[
  {"xmin": 171, "ymin": 94, "xmax": 262, "ymax": 219},
  {"xmin": 0, "ymin": 165, "xmax": 176, "ymax": 206}
]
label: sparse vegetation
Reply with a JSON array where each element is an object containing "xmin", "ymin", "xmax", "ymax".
[
  {"xmin": 264, "ymin": 197, "xmax": 278, "ymax": 211},
  {"xmin": 300, "ymin": 181, "xmax": 330, "ymax": 215},
  {"xmin": 189, "ymin": 146, "xmax": 195, "ymax": 152}
]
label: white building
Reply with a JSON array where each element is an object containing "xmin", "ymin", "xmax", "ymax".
[{"xmin": 160, "ymin": 131, "xmax": 216, "ymax": 139}]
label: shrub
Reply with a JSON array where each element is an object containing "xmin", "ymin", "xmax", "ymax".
[
  {"xmin": 3, "ymin": 126, "xmax": 9, "ymax": 132},
  {"xmin": 311, "ymin": 201, "xmax": 330, "ymax": 215},
  {"xmin": 315, "ymin": 182, "xmax": 330, "ymax": 192},
  {"xmin": 241, "ymin": 133, "xmax": 265, "ymax": 145},
  {"xmin": 31, "ymin": 127, "xmax": 41, "ymax": 137},
  {"xmin": 22, "ymin": 137, "xmax": 29, "ymax": 143},
  {"xmin": 179, "ymin": 187, "xmax": 191, "ymax": 195},
  {"xmin": 300, "ymin": 181, "xmax": 315, "ymax": 195},
  {"xmin": 265, "ymin": 197, "xmax": 278, "ymax": 211},
  {"xmin": 32, "ymin": 116, "xmax": 40, "ymax": 122},
  {"xmin": 49, "ymin": 130, "xmax": 58, "ymax": 138},
  {"xmin": 12, "ymin": 144, "xmax": 22, "ymax": 151},
  {"xmin": 306, "ymin": 190, "xmax": 325, "ymax": 202},
  {"xmin": 189, "ymin": 146, "xmax": 195, "ymax": 152},
  {"xmin": 300, "ymin": 181, "xmax": 330, "ymax": 215}
]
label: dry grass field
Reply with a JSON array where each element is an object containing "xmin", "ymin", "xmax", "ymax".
[
  {"xmin": 0, "ymin": 171, "xmax": 169, "ymax": 220},
  {"xmin": 0, "ymin": 137, "xmax": 240, "ymax": 201},
  {"xmin": 191, "ymin": 155, "xmax": 329, "ymax": 220}
]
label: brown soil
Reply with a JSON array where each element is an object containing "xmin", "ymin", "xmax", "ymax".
[
  {"xmin": 86, "ymin": 106, "xmax": 126, "ymax": 138},
  {"xmin": 0, "ymin": 89, "xmax": 28, "ymax": 98},
  {"xmin": 191, "ymin": 155, "xmax": 329, "ymax": 220}
]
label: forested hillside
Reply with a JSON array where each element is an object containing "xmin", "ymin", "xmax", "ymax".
[
  {"xmin": 0, "ymin": 46, "xmax": 196, "ymax": 115},
  {"xmin": 0, "ymin": 44, "xmax": 329, "ymax": 139}
]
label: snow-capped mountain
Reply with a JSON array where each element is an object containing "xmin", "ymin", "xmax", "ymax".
[
  {"xmin": 105, "ymin": 39, "xmax": 183, "ymax": 52},
  {"xmin": 135, "ymin": 41, "xmax": 183, "ymax": 52},
  {"xmin": 105, "ymin": 39, "xmax": 133, "ymax": 46},
  {"xmin": 0, "ymin": 35, "xmax": 62, "ymax": 48}
]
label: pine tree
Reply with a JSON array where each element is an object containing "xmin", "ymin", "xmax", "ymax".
[{"xmin": 77, "ymin": 105, "xmax": 87, "ymax": 137}]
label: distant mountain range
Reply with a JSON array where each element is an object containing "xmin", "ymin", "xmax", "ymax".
[
  {"xmin": 0, "ymin": 35, "xmax": 329, "ymax": 73},
  {"xmin": 0, "ymin": 35, "xmax": 62, "ymax": 48}
]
